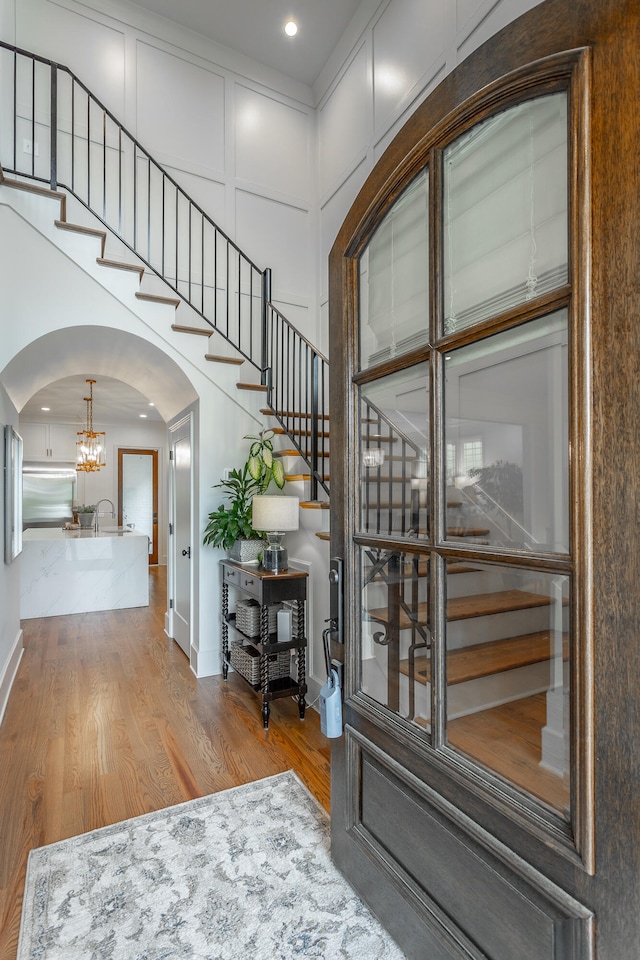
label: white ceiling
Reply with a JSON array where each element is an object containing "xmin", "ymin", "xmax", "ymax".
[
  {"xmin": 126, "ymin": 0, "xmax": 363, "ymax": 87},
  {"xmin": 20, "ymin": 375, "xmax": 165, "ymax": 425}
]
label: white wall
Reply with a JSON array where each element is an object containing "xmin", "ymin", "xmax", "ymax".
[
  {"xmin": 0, "ymin": 383, "xmax": 22, "ymax": 724},
  {"xmin": 314, "ymin": 0, "xmax": 546, "ymax": 356}
]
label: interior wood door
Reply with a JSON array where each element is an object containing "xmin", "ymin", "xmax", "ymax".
[{"xmin": 328, "ymin": 2, "xmax": 640, "ymax": 958}]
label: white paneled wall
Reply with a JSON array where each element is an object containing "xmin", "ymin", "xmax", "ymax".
[
  {"xmin": 234, "ymin": 85, "xmax": 311, "ymax": 201},
  {"xmin": 318, "ymin": 43, "xmax": 370, "ymax": 204},
  {"xmin": 372, "ymin": 0, "xmax": 447, "ymax": 136},
  {"xmin": 136, "ymin": 42, "xmax": 226, "ymax": 179}
]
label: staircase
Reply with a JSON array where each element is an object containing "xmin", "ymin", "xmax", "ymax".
[{"xmin": 0, "ymin": 40, "xmax": 329, "ymax": 505}]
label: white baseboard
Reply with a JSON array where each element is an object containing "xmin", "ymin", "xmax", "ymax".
[
  {"xmin": 190, "ymin": 646, "xmax": 221, "ymax": 678},
  {"xmin": 0, "ymin": 628, "xmax": 24, "ymax": 726}
]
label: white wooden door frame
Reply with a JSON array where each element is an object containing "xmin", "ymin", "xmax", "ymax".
[{"xmin": 166, "ymin": 413, "xmax": 193, "ymax": 660}]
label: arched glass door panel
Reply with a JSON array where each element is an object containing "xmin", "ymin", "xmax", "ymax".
[
  {"xmin": 443, "ymin": 94, "xmax": 568, "ymax": 334},
  {"xmin": 359, "ymin": 169, "xmax": 429, "ymax": 369},
  {"xmin": 444, "ymin": 310, "xmax": 569, "ymax": 553},
  {"xmin": 359, "ymin": 545, "xmax": 431, "ymax": 733},
  {"xmin": 359, "ymin": 362, "xmax": 430, "ymax": 539},
  {"xmin": 445, "ymin": 559, "xmax": 570, "ymax": 815}
]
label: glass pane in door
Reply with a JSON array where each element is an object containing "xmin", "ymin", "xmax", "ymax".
[
  {"xmin": 359, "ymin": 168, "xmax": 429, "ymax": 369},
  {"xmin": 444, "ymin": 310, "xmax": 569, "ymax": 553},
  {"xmin": 359, "ymin": 363, "xmax": 430, "ymax": 539},
  {"xmin": 442, "ymin": 93, "xmax": 567, "ymax": 334},
  {"xmin": 360, "ymin": 546, "xmax": 431, "ymax": 731},
  {"xmin": 445, "ymin": 560, "xmax": 570, "ymax": 815},
  {"xmin": 121, "ymin": 452, "xmax": 153, "ymax": 554}
]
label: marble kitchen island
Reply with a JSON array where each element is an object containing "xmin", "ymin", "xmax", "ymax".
[{"xmin": 20, "ymin": 527, "xmax": 149, "ymax": 619}]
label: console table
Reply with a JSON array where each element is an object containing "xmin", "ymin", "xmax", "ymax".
[{"xmin": 221, "ymin": 559, "xmax": 308, "ymax": 729}]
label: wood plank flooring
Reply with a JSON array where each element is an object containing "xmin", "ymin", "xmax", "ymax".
[{"xmin": 0, "ymin": 567, "xmax": 330, "ymax": 960}]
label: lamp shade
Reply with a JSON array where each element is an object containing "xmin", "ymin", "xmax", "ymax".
[{"xmin": 252, "ymin": 495, "xmax": 299, "ymax": 532}]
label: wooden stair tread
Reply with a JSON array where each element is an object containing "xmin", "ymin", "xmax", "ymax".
[
  {"xmin": 300, "ymin": 501, "xmax": 330, "ymax": 509},
  {"xmin": 276, "ymin": 449, "xmax": 330, "ymax": 458},
  {"xmin": 399, "ymin": 630, "xmax": 569, "ymax": 687},
  {"xmin": 55, "ymin": 219, "xmax": 106, "ymax": 244},
  {"xmin": 273, "ymin": 449, "xmax": 303, "ymax": 458},
  {"xmin": 97, "ymin": 257, "xmax": 144, "ymax": 278},
  {"xmin": 369, "ymin": 589, "xmax": 554, "ymax": 629},
  {"xmin": 237, "ymin": 382, "xmax": 268, "ymax": 392},
  {"xmin": 449, "ymin": 589, "xmax": 555, "ymax": 620},
  {"xmin": 0, "ymin": 175, "xmax": 66, "ymax": 216},
  {"xmin": 285, "ymin": 473, "xmax": 330, "ymax": 482},
  {"xmin": 273, "ymin": 426, "xmax": 330, "ymax": 439},
  {"xmin": 205, "ymin": 354, "xmax": 244, "ymax": 365},
  {"xmin": 260, "ymin": 408, "xmax": 330, "ymax": 421},
  {"xmin": 370, "ymin": 560, "xmax": 480, "ymax": 582},
  {"xmin": 446, "ymin": 527, "xmax": 490, "ymax": 537},
  {"xmin": 136, "ymin": 291, "xmax": 180, "ymax": 308},
  {"xmin": 171, "ymin": 323, "xmax": 211, "ymax": 336},
  {"xmin": 316, "ymin": 532, "xmax": 331, "ymax": 541}
]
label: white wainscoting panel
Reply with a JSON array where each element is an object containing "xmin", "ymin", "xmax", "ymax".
[
  {"xmin": 318, "ymin": 42, "xmax": 370, "ymax": 203},
  {"xmin": 372, "ymin": 0, "xmax": 447, "ymax": 135},
  {"xmin": 136, "ymin": 40, "xmax": 226, "ymax": 179},
  {"xmin": 234, "ymin": 84, "xmax": 311, "ymax": 202},
  {"xmin": 235, "ymin": 189, "xmax": 311, "ymax": 303}
]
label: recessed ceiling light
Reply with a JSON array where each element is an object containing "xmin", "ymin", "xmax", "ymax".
[
  {"xmin": 41, "ymin": 406, "xmax": 50, "ymax": 411},
  {"xmin": 284, "ymin": 19, "xmax": 298, "ymax": 37},
  {"xmin": 149, "ymin": 402, "xmax": 155, "ymax": 407},
  {"xmin": 139, "ymin": 413, "xmax": 148, "ymax": 419}
]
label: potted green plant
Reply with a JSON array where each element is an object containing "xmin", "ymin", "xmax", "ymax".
[
  {"xmin": 75, "ymin": 504, "xmax": 96, "ymax": 529},
  {"xmin": 245, "ymin": 429, "xmax": 285, "ymax": 492},
  {"xmin": 203, "ymin": 431, "xmax": 286, "ymax": 562}
]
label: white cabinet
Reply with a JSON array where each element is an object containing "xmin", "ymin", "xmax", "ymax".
[{"xmin": 20, "ymin": 422, "xmax": 78, "ymax": 461}]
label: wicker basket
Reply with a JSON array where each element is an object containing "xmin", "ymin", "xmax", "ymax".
[
  {"xmin": 234, "ymin": 600, "xmax": 281, "ymax": 638},
  {"xmin": 229, "ymin": 642, "xmax": 291, "ymax": 685}
]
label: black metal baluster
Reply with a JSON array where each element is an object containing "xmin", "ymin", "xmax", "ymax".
[
  {"xmin": 50, "ymin": 64, "xmax": 57, "ymax": 190},
  {"xmin": 12, "ymin": 51, "xmax": 17, "ymax": 172},
  {"xmin": 188, "ymin": 201, "xmax": 192, "ymax": 303},
  {"xmin": 30, "ymin": 58, "xmax": 35, "ymax": 178}
]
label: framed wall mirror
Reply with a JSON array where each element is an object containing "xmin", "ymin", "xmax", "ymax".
[{"xmin": 5, "ymin": 425, "xmax": 23, "ymax": 564}]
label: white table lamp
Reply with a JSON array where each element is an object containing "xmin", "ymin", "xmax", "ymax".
[{"xmin": 252, "ymin": 495, "xmax": 299, "ymax": 572}]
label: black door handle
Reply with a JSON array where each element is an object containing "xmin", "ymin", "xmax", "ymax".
[{"xmin": 182, "ymin": 547, "xmax": 191, "ymax": 558}]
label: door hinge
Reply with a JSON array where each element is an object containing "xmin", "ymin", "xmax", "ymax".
[
  {"xmin": 169, "ymin": 450, "xmax": 174, "ymax": 460},
  {"xmin": 169, "ymin": 598, "xmax": 174, "ymax": 609},
  {"xmin": 169, "ymin": 522, "xmax": 173, "ymax": 535}
]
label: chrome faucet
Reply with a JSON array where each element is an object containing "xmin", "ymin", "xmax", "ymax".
[{"xmin": 94, "ymin": 498, "xmax": 115, "ymax": 533}]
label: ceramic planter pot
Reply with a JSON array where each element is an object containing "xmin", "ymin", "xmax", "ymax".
[{"xmin": 230, "ymin": 538, "xmax": 265, "ymax": 563}]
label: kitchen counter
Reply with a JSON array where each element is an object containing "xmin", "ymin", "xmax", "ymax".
[
  {"xmin": 20, "ymin": 527, "xmax": 150, "ymax": 618},
  {"xmin": 24, "ymin": 526, "xmax": 139, "ymax": 539}
]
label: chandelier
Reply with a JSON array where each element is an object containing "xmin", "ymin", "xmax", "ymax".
[{"xmin": 76, "ymin": 379, "xmax": 106, "ymax": 472}]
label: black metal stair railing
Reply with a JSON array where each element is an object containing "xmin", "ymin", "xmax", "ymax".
[{"xmin": 0, "ymin": 41, "xmax": 328, "ymax": 500}]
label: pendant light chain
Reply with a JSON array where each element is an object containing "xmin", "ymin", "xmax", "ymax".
[{"xmin": 76, "ymin": 378, "xmax": 106, "ymax": 472}]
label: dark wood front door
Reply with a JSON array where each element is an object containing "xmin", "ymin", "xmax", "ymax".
[{"xmin": 328, "ymin": 2, "xmax": 640, "ymax": 957}]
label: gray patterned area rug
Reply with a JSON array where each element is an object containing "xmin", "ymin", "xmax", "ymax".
[{"xmin": 18, "ymin": 770, "xmax": 406, "ymax": 959}]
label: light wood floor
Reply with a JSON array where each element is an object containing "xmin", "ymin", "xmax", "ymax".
[{"xmin": 0, "ymin": 567, "xmax": 330, "ymax": 960}]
